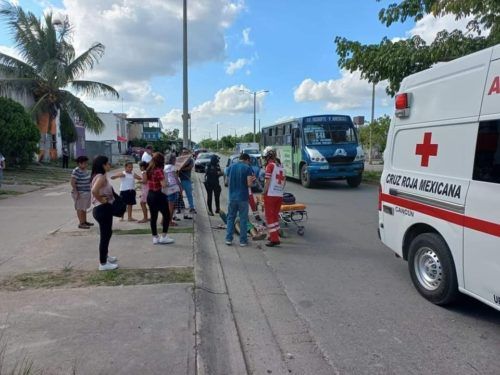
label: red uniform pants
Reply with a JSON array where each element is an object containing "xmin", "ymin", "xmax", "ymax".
[{"xmin": 264, "ymin": 195, "xmax": 282, "ymax": 242}]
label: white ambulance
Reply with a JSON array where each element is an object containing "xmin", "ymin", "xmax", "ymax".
[{"xmin": 379, "ymin": 43, "xmax": 500, "ymax": 311}]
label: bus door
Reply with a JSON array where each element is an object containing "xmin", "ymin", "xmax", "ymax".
[{"xmin": 291, "ymin": 127, "xmax": 300, "ymax": 177}]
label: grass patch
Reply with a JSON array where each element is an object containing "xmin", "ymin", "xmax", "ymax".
[
  {"xmin": 362, "ymin": 170, "xmax": 382, "ymax": 185},
  {"xmin": 113, "ymin": 227, "xmax": 194, "ymax": 235},
  {"xmin": 0, "ymin": 267, "xmax": 194, "ymax": 291},
  {"xmin": 0, "ymin": 190, "xmax": 22, "ymax": 195}
]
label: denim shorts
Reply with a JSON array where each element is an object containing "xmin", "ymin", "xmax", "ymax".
[{"xmin": 167, "ymin": 191, "xmax": 180, "ymax": 202}]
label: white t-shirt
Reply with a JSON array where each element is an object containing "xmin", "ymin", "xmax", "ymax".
[
  {"xmin": 0, "ymin": 154, "xmax": 4, "ymax": 169},
  {"xmin": 141, "ymin": 152, "xmax": 152, "ymax": 163},
  {"xmin": 163, "ymin": 164, "xmax": 180, "ymax": 195},
  {"xmin": 120, "ymin": 171, "xmax": 135, "ymax": 191}
]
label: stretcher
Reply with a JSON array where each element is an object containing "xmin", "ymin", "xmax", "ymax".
[{"xmin": 279, "ymin": 203, "xmax": 307, "ymax": 236}]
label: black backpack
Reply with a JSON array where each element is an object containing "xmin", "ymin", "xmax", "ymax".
[{"xmin": 282, "ymin": 192, "xmax": 296, "ymax": 204}]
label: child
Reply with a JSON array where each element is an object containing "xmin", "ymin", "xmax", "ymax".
[
  {"xmin": 138, "ymin": 161, "xmax": 149, "ymax": 223},
  {"xmin": 111, "ymin": 161, "xmax": 142, "ymax": 221}
]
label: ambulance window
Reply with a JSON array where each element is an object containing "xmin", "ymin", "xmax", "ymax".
[{"xmin": 473, "ymin": 120, "xmax": 500, "ymax": 184}]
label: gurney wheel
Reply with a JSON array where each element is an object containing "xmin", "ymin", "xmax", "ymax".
[{"xmin": 297, "ymin": 227, "xmax": 305, "ymax": 236}]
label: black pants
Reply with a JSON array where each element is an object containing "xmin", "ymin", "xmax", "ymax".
[
  {"xmin": 62, "ymin": 155, "xmax": 69, "ymax": 168},
  {"xmin": 205, "ymin": 183, "xmax": 221, "ymax": 212},
  {"xmin": 147, "ymin": 190, "xmax": 170, "ymax": 236},
  {"xmin": 93, "ymin": 203, "xmax": 113, "ymax": 264}
]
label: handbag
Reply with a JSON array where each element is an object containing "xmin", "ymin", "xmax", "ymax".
[{"xmin": 112, "ymin": 190, "xmax": 127, "ymax": 217}]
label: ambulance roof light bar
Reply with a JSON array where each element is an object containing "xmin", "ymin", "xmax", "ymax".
[{"xmin": 395, "ymin": 93, "xmax": 411, "ymax": 118}]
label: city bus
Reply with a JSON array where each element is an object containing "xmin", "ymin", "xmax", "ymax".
[{"xmin": 261, "ymin": 115, "xmax": 365, "ymax": 188}]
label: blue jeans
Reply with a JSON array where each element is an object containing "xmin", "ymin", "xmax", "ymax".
[
  {"xmin": 181, "ymin": 179, "xmax": 194, "ymax": 209},
  {"xmin": 225, "ymin": 200, "xmax": 249, "ymax": 244}
]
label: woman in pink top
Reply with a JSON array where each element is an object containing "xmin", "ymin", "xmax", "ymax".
[{"xmin": 91, "ymin": 155, "xmax": 118, "ymax": 271}]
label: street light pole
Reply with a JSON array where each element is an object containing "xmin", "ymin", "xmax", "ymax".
[
  {"xmin": 182, "ymin": 0, "xmax": 189, "ymax": 148},
  {"xmin": 240, "ymin": 89, "xmax": 268, "ymax": 142},
  {"xmin": 216, "ymin": 122, "xmax": 219, "ymax": 151},
  {"xmin": 369, "ymin": 81, "xmax": 375, "ymax": 165}
]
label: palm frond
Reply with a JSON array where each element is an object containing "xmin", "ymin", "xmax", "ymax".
[
  {"xmin": 69, "ymin": 80, "xmax": 119, "ymax": 99},
  {"xmin": 0, "ymin": 77, "xmax": 35, "ymax": 97},
  {"xmin": 60, "ymin": 91, "xmax": 105, "ymax": 134},
  {"xmin": 0, "ymin": 52, "xmax": 39, "ymax": 78},
  {"xmin": 65, "ymin": 43, "xmax": 105, "ymax": 80}
]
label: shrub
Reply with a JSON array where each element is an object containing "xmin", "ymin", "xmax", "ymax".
[{"xmin": 0, "ymin": 97, "xmax": 39, "ymax": 167}]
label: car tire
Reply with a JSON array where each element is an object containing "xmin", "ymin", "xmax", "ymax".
[
  {"xmin": 408, "ymin": 233, "xmax": 459, "ymax": 305},
  {"xmin": 346, "ymin": 174, "xmax": 362, "ymax": 188}
]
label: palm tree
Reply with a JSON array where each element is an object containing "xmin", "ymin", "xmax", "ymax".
[{"xmin": 0, "ymin": 1, "xmax": 118, "ymax": 160}]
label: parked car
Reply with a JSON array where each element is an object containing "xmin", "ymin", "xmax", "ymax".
[
  {"xmin": 224, "ymin": 154, "xmax": 265, "ymax": 192},
  {"xmin": 195, "ymin": 152, "xmax": 216, "ymax": 172},
  {"xmin": 193, "ymin": 148, "xmax": 208, "ymax": 160}
]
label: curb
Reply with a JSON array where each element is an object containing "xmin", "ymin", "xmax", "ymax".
[{"xmin": 192, "ymin": 177, "xmax": 248, "ymax": 375}]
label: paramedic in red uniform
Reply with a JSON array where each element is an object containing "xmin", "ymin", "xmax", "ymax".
[{"xmin": 262, "ymin": 146, "xmax": 285, "ymax": 247}]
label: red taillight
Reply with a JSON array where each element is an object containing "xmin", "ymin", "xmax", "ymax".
[
  {"xmin": 395, "ymin": 93, "xmax": 410, "ymax": 118},
  {"xmin": 378, "ymin": 184, "xmax": 382, "ymax": 211},
  {"xmin": 395, "ymin": 93, "xmax": 408, "ymax": 109}
]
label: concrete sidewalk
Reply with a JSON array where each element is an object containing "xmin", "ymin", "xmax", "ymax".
[{"xmin": 0, "ymin": 177, "xmax": 196, "ymax": 374}]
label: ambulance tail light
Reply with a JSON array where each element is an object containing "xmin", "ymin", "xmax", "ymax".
[
  {"xmin": 378, "ymin": 184, "xmax": 382, "ymax": 211},
  {"xmin": 395, "ymin": 93, "xmax": 410, "ymax": 118}
]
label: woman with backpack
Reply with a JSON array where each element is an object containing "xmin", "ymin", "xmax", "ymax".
[{"xmin": 204, "ymin": 154, "xmax": 222, "ymax": 216}]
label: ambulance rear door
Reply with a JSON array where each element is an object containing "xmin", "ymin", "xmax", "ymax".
[{"xmin": 463, "ymin": 47, "xmax": 500, "ymax": 309}]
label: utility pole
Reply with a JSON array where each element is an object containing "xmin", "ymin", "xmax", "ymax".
[
  {"xmin": 216, "ymin": 122, "xmax": 219, "ymax": 151},
  {"xmin": 182, "ymin": 0, "xmax": 189, "ymax": 148},
  {"xmin": 369, "ymin": 81, "xmax": 375, "ymax": 165}
]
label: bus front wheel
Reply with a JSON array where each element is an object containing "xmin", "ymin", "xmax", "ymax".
[
  {"xmin": 346, "ymin": 174, "xmax": 362, "ymax": 188},
  {"xmin": 300, "ymin": 164, "xmax": 313, "ymax": 188},
  {"xmin": 408, "ymin": 233, "xmax": 458, "ymax": 306}
]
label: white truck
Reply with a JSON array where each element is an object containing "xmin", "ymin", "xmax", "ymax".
[
  {"xmin": 379, "ymin": 43, "xmax": 500, "ymax": 311},
  {"xmin": 235, "ymin": 142, "xmax": 260, "ymax": 158}
]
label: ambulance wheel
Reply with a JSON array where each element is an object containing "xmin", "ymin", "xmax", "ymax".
[
  {"xmin": 408, "ymin": 233, "xmax": 458, "ymax": 305},
  {"xmin": 301, "ymin": 164, "xmax": 313, "ymax": 188},
  {"xmin": 346, "ymin": 175, "xmax": 362, "ymax": 188}
]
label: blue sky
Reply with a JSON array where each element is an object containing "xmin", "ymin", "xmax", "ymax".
[{"xmin": 0, "ymin": 0, "xmax": 469, "ymax": 141}]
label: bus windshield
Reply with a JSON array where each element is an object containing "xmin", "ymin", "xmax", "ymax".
[{"xmin": 303, "ymin": 122, "xmax": 357, "ymax": 146}]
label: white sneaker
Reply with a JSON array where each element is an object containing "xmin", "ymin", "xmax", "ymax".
[
  {"xmin": 159, "ymin": 235, "xmax": 175, "ymax": 244},
  {"xmin": 107, "ymin": 255, "xmax": 117, "ymax": 263},
  {"xmin": 99, "ymin": 262, "xmax": 118, "ymax": 271},
  {"xmin": 153, "ymin": 236, "xmax": 160, "ymax": 244},
  {"xmin": 225, "ymin": 240, "xmax": 232, "ymax": 246}
]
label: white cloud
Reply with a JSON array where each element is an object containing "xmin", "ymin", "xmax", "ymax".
[
  {"xmin": 294, "ymin": 70, "xmax": 389, "ymax": 110},
  {"xmin": 0, "ymin": 45, "xmax": 21, "ymax": 60},
  {"xmin": 225, "ymin": 57, "xmax": 252, "ymax": 75},
  {"xmin": 242, "ymin": 27, "xmax": 253, "ymax": 45},
  {"xmin": 161, "ymin": 84, "xmax": 267, "ymax": 125},
  {"xmin": 127, "ymin": 106, "xmax": 148, "ymax": 118},
  {"xmin": 49, "ymin": 0, "xmax": 245, "ymax": 100},
  {"xmin": 406, "ymin": 14, "xmax": 490, "ymax": 44}
]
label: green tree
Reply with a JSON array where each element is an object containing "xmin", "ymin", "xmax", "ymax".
[
  {"xmin": 0, "ymin": 96, "xmax": 39, "ymax": 167},
  {"xmin": 59, "ymin": 108, "xmax": 77, "ymax": 144},
  {"xmin": 335, "ymin": 0, "xmax": 499, "ymax": 96},
  {"xmin": 358, "ymin": 115, "xmax": 391, "ymax": 154},
  {"xmin": 0, "ymin": 2, "xmax": 118, "ymax": 134}
]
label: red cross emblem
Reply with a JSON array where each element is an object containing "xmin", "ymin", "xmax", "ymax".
[
  {"xmin": 415, "ymin": 132, "xmax": 438, "ymax": 167},
  {"xmin": 276, "ymin": 170, "xmax": 285, "ymax": 185}
]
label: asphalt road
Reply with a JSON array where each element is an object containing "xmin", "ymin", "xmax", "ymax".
[{"xmin": 205, "ymin": 157, "xmax": 500, "ymax": 375}]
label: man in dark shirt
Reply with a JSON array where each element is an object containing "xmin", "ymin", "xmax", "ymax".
[{"xmin": 225, "ymin": 153, "xmax": 255, "ymax": 246}]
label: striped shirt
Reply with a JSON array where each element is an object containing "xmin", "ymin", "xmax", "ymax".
[{"xmin": 71, "ymin": 167, "xmax": 91, "ymax": 192}]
